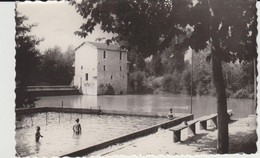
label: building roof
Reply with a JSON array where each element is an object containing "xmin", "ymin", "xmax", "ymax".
[{"xmin": 87, "ymin": 41, "xmax": 122, "ymax": 51}]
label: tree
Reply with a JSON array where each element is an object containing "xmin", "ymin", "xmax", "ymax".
[
  {"xmin": 128, "ymin": 47, "xmax": 146, "ymax": 72},
  {"xmin": 70, "ymin": 0, "xmax": 256, "ymax": 153},
  {"xmin": 39, "ymin": 46, "xmax": 75, "ymax": 85},
  {"xmin": 15, "ymin": 6, "xmax": 42, "ymax": 108},
  {"xmin": 185, "ymin": 1, "xmax": 256, "ymax": 153}
]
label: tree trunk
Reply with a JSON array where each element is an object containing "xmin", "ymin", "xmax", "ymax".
[{"xmin": 211, "ymin": 45, "xmax": 229, "ymax": 154}]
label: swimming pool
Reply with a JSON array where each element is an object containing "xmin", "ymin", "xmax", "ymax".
[{"xmin": 15, "ymin": 112, "xmax": 166, "ymax": 157}]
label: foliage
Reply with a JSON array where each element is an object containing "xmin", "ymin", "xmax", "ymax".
[
  {"xmin": 128, "ymin": 48, "xmax": 146, "ymax": 72},
  {"xmin": 145, "ymin": 54, "xmax": 164, "ymax": 76},
  {"xmin": 232, "ymin": 88, "xmax": 250, "ymax": 99},
  {"xmin": 106, "ymin": 84, "xmax": 115, "ymax": 95},
  {"xmin": 160, "ymin": 74, "xmax": 182, "ymax": 94},
  {"xmin": 128, "ymin": 71, "xmax": 146, "ymax": 93},
  {"xmin": 39, "ymin": 46, "xmax": 75, "ymax": 85},
  {"xmin": 15, "ymin": 8, "xmax": 42, "ymax": 108},
  {"xmin": 98, "ymin": 83, "xmax": 115, "ymax": 95},
  {"xmin": 151, "ymin": 77, "xmax": 161, "ymax": 89},
  {"xmin": 15, "ymin": 88, "xmax": 39, "ymax": 108},
  {"xmin": 161, "ymin": 36, "xmax": 187, "ymax": 73}
]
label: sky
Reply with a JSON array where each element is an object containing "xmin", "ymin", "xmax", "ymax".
[
  {"xmin": 17, "ymin": 1, "xmax": 113, "ymax": 53},
  {"xmin": 17, "ymin": 1, "xmax": 193, "ymax": 59}
]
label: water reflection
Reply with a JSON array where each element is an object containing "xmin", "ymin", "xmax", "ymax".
[
  {"xmin": 36, "ymin": 94, "xmax": 254, "ymax": 119},
  {"xmin": 73, "ymin": 133, "xmax": 81, "ymax": 146},
  {"xmin": 35, "ymin": 141, "xmax": 41, "ymax": 155}
]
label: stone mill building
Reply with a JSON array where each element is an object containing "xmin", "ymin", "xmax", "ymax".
[{"xmin": 73, "ymin": 41, "xmax": 128, "ymax": 95}]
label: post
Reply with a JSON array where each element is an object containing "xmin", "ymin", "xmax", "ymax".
[
  {"xmin": 30, "ymin": 115, "xmax": 33, "ymax": 127},
  {"xmin": 190, "ymin": 48, "xmax": 193, "ymax": 114},
  {"xmin": 81, "ymin": 108, "xmax": 83, "ymax": 119},
  {"xmin": 62, "ymin": 100, "xmax": 64, "ymax": 113},
  {"xmin": 46, "ymin": 112, "xmax": 47, "ymax": 125}
]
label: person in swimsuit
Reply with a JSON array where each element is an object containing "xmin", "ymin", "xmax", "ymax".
[
  {"xmin": 167, "ymin": 108, "xmax": 174, "ymax": 120},
  {"xmin": 73, "ymin": 118, "xmax": 82, "ymax": 135},
  {"xmin": 35, "ymin": 126, "xmax": 43, "ymax": 142}
]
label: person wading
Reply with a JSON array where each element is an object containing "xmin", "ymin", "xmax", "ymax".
[
  {"xmin": 73, "ymin": 118, "xmax": 82, "ymax": 135},
  {"xmin": 167, "ymin": 108, "xmax": 174, "ymax": 120},
  {"xmin": 35, "ymin": 126, "xmax": 43, "ymax": 142}
]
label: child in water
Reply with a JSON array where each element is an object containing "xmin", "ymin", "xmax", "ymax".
[
  {"xmin": 35, "ymin": 126, "xmax": 43, "ymax": 142},
  {"xmin": 167, "ymin": 108, "xmax": 174, "ymax": 120},
  {"xmin": 73, "ymin": 118, "xmax": 82, "ymax": 135}
]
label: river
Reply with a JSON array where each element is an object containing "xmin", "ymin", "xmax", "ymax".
[{"xmin": 35, "ymin": 94, "xmax": 255, "ymax": 119}]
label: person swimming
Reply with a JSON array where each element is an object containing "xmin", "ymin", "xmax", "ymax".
[
  {"xmin": 35, "ymin": 126, "xmax": 43, "ymax": 142},
  {"xmin": 73, "ymin": 118, "xmax": 82, "ymax": 135}
]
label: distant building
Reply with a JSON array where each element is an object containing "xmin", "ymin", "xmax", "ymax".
[{"xmin": 73, "ymin": 41, "xmax": 128, "ymax": 95}]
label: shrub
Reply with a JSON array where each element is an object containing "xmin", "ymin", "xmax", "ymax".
[
  {"xmin": 225, "ymin": 89, "xmax": 233, "ymax": 98},
  {"xmin": 98, "ymin": 83, "xmax": 115, "ymax": 95},
  {"xmin": 160, "ymin": 74, "xmax": 181, "ymax": 94},
  {"xmin": 151, "ymin": 77, "xmax": 162, "ymax": 89},
  {"xmin": 128, "ymin": 71, "xmax": 146, "ymax": 93},
  {"xmin": 232, "ymin": 88, "xmax": 250, "ymax": 99},
  {"xmin": 180, "ymin": 70, "xmax": 196, "ymax": 95},
  {"xmin": 98, "ymin": 83, "xmax": 107, "ymax": 95},
  {"xmin": 106, "ymin": 84, "xmax": 115, "ymax": 95},
  {"xmin": 196, "ymin": 81, "xmax": 209, "ymax": 96}
]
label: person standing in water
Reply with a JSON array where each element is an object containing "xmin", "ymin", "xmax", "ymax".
[
  {"xmin": 73, "ymin": 118, "xmax": 82, "ymax": 135},
  {"xmin": 35, "ymin": 126, "xmax": 43, "ymax": 142},
  {"xmin": 167, "ymin": 108, "xmax": 174, "ymax": 120}
]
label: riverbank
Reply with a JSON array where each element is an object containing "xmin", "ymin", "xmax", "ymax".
[{"xmin": 89, "ymin": 115, "xmax": 257, "ymax": 156}]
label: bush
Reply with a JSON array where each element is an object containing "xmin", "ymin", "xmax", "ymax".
[
  {"xmin": 98, "ymin": 83, "xmax": 115, "ymax": 95},
  {"xmin": 128, "ymin": 71, "xmax": 146, "ymax": 93},
  {"xmin": 15, "ymin": 87, "xmax": 39, "ymax": 108},
  {"xmin": 160, "ymin": 74, "xmax": 181, "ymax": 94},
  {"xmin": 98, "ymin": 83, "xmax": 106, "ymax": 94},
  {"xmin": 106, "ymin": 84, "xmax": 115, "ymax": 95},
  {"xmin": 151, "ymin": 77, "xmax": 162, "ymax": 89},
  {"xmin": 232, "ymin": 88, "xmax": 250, "ymax": 99},
  {"xmin": 180, "ymin": 70, "xmax": 196, "ymax": 95},
  {"xmin": 225, "ymin": 89, "xmax": 233, "ymax": 98}
]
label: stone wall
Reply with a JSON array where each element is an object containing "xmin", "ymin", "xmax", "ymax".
[{"xmin": 97, "ymin": 49, "xmax": 128, "ymax": 95}]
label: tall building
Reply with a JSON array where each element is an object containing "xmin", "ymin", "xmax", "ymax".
[{"xmin": 73, "ymin": 42, "xmax": 128, "ymax": 95}]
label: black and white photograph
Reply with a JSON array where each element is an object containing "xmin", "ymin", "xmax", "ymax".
[{"xmin": 1, "ymin": 0, "xmax": 259, "ymax": 157}]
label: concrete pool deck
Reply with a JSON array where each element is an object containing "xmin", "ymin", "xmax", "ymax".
[{"xmin": 88, "ymin": 115, "xmax": 257, "ymax": 156}]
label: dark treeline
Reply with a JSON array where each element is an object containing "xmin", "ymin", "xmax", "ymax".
[
  {"xmin": 128, "ymin": 44, "xmax": 255, "ymax": 99},
  {"xmin": 19, "ymin": 45, "xmax": 75, "ymax": 86},
  {"xmin": 35, "ymin": 46, "xmax": 75, "ymax": 86},
  {"xmin": 15, "ymin": 10, "xmax": 75, "ymax": 108}
]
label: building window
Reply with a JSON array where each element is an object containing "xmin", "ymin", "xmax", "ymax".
[
  {"xmin": 103, "ymin": 65, "xmax": 106, "ymax": 71},
  {"xmin": 85, "ymin": 73, "xmax": 88, "ymax": 81},
  {"xmin": 103, "ymin": 50, "xmax": 106, "ymax": 59},
  {"xmin": 120, "ymin": 51, "xmax": 122, "ymax": 60},
  {"xmin": 120, "ymin": 66, "xmax": 122, "ymax": 71},
  {"xmin": 81, "ymin": 66, "xmax": 83, "ymax": 70},
  {"xmin": 111, "ymin": 75, "xmax": 113, "ymax": 79}
]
